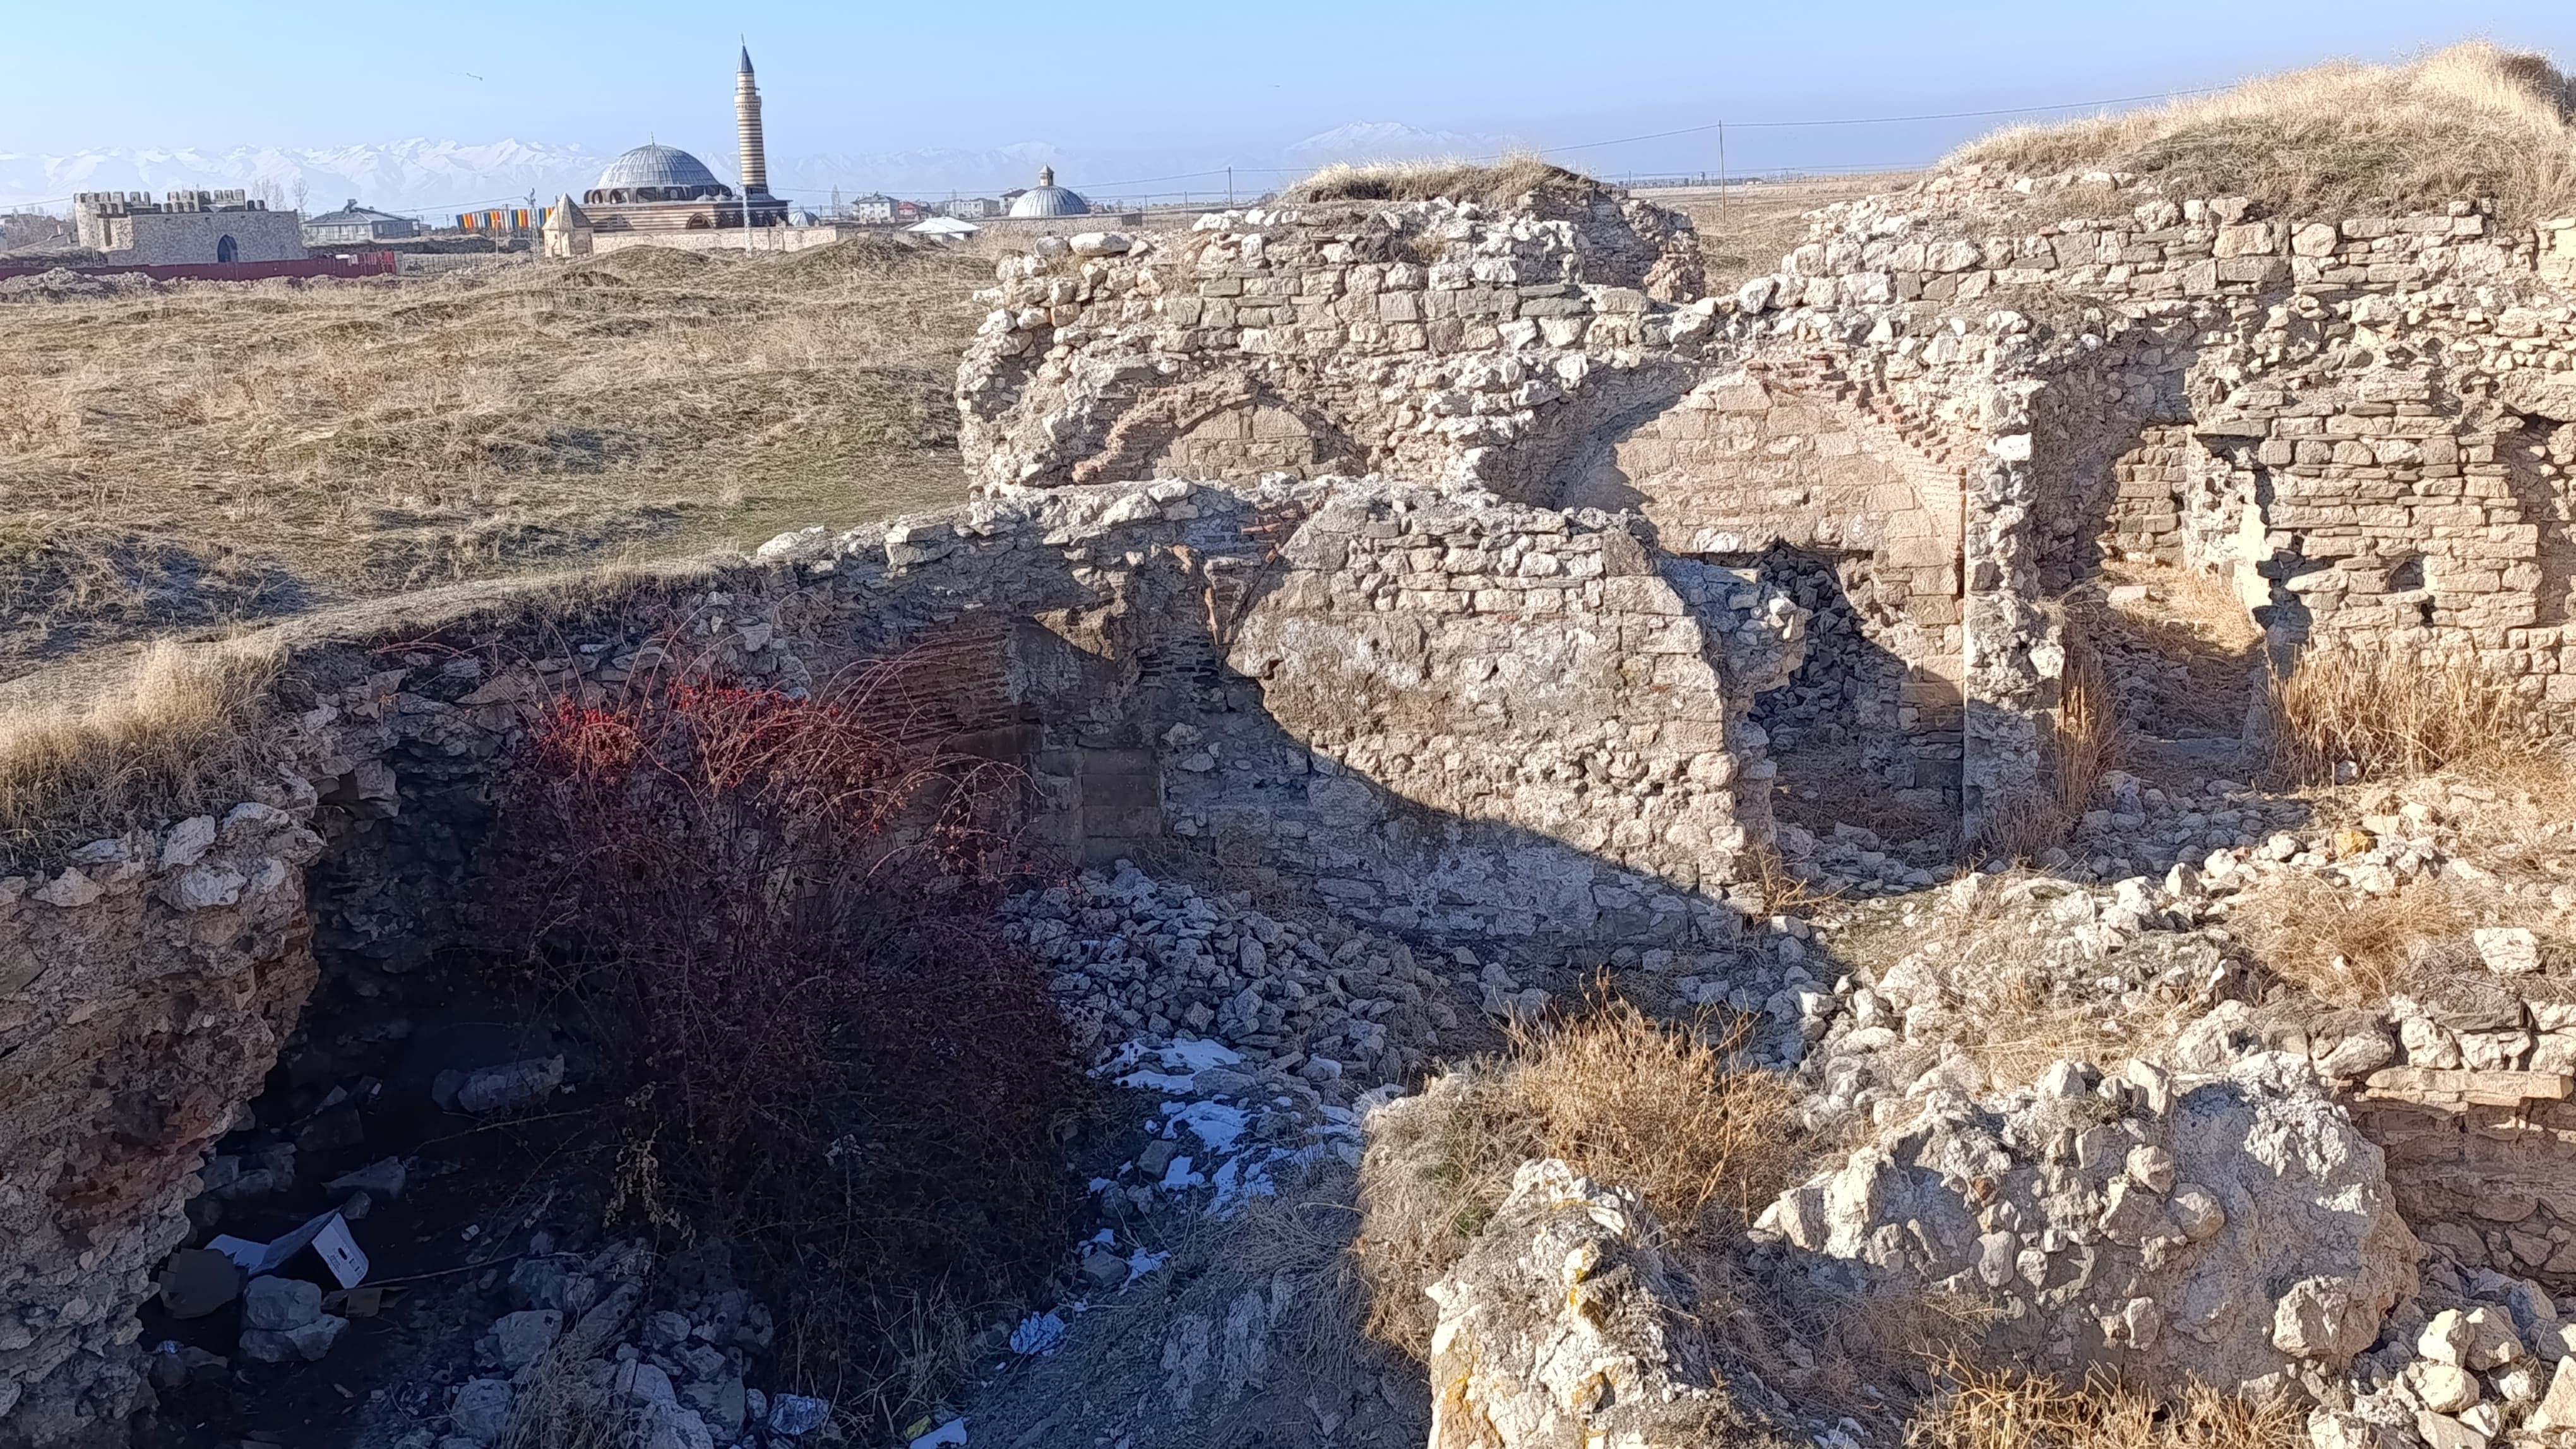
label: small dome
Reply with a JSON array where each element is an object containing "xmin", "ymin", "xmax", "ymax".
[
  {"xmin": 1008, "ymin": 165, "xmax": 1088, "ymax": 218},
  {"xmin": 596, "ymin": 144, "xmax": 723, "ymax": 193}
]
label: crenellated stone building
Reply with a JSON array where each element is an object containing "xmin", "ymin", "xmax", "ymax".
[{"xmin": 70, "ymin": 191, "xmax": 304, "ymax": 266}]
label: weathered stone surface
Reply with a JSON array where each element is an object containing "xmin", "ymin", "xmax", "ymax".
[
  {"xmin": 1757, "ymin": 1052, "xmax": 2419, "ymax": 1393},
  {"xmin": 1422, "ymin": 1160, "xmax": 1740, "ymax": 1449}
]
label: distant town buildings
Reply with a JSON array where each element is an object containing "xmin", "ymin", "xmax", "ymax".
[
  {"xmin": 940, "ymin": 196, "xmax": 1002, "ymax": 220},
  {"xmin": 73, "ymin": 190, "xmax": 304, "ymax": 265},
  {"xmin": 303, "ymin": 199, "xmax": 418, "ymax": 246}
]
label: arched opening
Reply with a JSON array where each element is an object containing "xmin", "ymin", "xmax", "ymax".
[
  {"xmin": 1549, "ymin": 373, "xmax": 1969, "ymax": 871},
  {"xmin": 215, "ymin": 235, "xmax": 239, "ymax": 263},
  {"xmin": 1737, "ymin": 544, "xmax": 1957, "ymax": 870}
]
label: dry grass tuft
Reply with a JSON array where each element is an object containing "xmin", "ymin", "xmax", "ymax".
[
  {"xmin": 2264, "ymin": 643, "xmax": 2543, "ymax": 785},
  {"xmin": 1950, "ymin": 41, "xmax": 2576, "ymax": 222},
  {"xmin": 1282, "ymin": 152, "xmax": 1602, "ymax": 207},
  {"xmin": 2231, "ymin": 871, "xmax": 2476, "ymax": 1008},
  {"xmin": 0, "ymin": 638, "xmax": 282, "ymax": 866},
  {"xmin": 1508, "ymin": 1003, "xmax": 1804, "ymax": 1226},
  {"xmin": 1354, "ymin": 995, "xmax": 1801, "ymax": 1355},
  {"xmin": 1905, "ymin": 1359, "xmax": 2301, "ymax": 1449}
]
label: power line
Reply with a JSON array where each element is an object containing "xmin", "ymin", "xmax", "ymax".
[
  {"xmin": 1, "ymin": 81, "xmax": 2220, "ymax": 214},
  {"xmin": 1534, "ymin": 86, "xmax": 2221, "ymax": 155}
]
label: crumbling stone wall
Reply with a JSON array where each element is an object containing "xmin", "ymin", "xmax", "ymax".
[
  {"xmin": 1750, "ymin": 173, "xmax": 2576, "ymax": 708},
  {"xmin": 0, "ymin": 805, "xmax": 323, "ymax": 1440},
  {"xmin": 968, "ymin": 178, "xmax": 2576, "ymax": 852},
  {"xmin": 0, "ymin": 476, "xmax": 1804, "ymax": 1442},
  {"xmin": 1758, "ymin": 1053, "xmax": 2421, "ymax": 1400},
  {"xmin": 1557, "ymin": 369, "xmax": 1971, "ymax": 798}
]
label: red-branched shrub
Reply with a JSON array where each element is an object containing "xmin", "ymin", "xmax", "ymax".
[{"xmin": 492, "ymin": 662, "xmax": 1078, "ymax": 1416}]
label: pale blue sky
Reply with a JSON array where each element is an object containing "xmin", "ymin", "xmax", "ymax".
[{"xmin": 5, "ymin": 1, "xmax": 2574, "ymax": 201}]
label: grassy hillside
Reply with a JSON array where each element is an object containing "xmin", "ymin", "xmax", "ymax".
[
  {"xmin": 0, "ymin": 237, "xmax": 993, "ymax": 680},
  {"xmin": 1951, "ymin": 41, "xmax": 2576, "ymax": 222}
]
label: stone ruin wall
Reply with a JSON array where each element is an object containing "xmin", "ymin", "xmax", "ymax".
[
  {"xmin": 14, "ymin": 175, "xmax": 2576, "ymax": 1445},
  {"xmin": 0, "ymin": 476, "xmax": 1806, "ymax": 1440},
  {"xmin": 953, "ymin": 198, "xmax": 2034, "ymax": 814},
  {"xmin": 1763, "ymin": 180, "xmax": 2576, "ymax": 700},
  {"xmin": 958, "ymin": 185, "xmax": 2576, "ymax": 850}
]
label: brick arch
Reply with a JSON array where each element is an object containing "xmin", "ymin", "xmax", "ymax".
[
  {"xmin": 1548, "ymin": 367, "xmax": 1974, "ymax": 806},
  {"xmin": 1067, "ymin": 374, "xmax": 1368, "ymax": 486}
]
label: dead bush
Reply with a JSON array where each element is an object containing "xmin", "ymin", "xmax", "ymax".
[
  {"xmin": 1282, "ymin": 153, "xmax": 1602, "ymax": 207},
  {"xmin": 2264, "ymin": 643, "xmax": 2539, "ymax": 785},
  {"xmin": 0, "ymin": 638, "xmax": 282, "ymax": 867},
  {"xmin": 1905, "ymin": 1359, "xmax": 2301, "ymax": 1449},
  {"xmin": 1949, "ymin": 40, "xmax": 2576, "ymax": 224},
  {"xmin": 491, "ymin": 662, "xmax": 1081, "ymax": 1430},
  {"xmin": 1354, "ymin": 995, "xmax": 1800, "ymax": 1355},
  {"xmin": 2232, "ymin": 870, "xmax": 2476, "ymax": 1008}
]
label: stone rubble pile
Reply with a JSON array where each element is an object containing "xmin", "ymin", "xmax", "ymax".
[
  {"xmin": 1756, "ymin": 1052, "xmax": 2421, "ymax": 1400},
  {"xmin": 1004, "ymin": 862, "xmax": 1480, "ymax": 1218},
  {"xmin": 2320, "ymin": 1260, "xmax": 2576, "ymax": 1449},
  {"xmin": 381, "ymin": 1243, "xmax": 830, "ymax": 1449}
]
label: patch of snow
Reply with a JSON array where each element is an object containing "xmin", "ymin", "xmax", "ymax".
[{"xmin": 1164, "ymin": 1100, "xmax": 1249, "ymax": 1152}]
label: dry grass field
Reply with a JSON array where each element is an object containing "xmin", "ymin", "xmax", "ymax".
[
  {"xmin": 1953, "ymin": 41, "xmax": 2576, "ymax": 223},
  {"xmin": 1661, "ymin": 171, "xmax": 1921, "ymax": 289},
  {"xmin": 0, "ymin": 237, "xmax": 994, "ymax": 681}
]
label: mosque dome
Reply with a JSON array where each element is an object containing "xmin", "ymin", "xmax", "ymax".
[
  {"xmin": 586, "ymin": 144, "xmax": 734, "ymax": 205},
  {"xmin": 1007, "ymin": 165, "xmax": 1089, "ymax": 218}
]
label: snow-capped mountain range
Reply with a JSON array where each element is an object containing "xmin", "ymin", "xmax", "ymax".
[{"xmin": 0, "ymin": 122, "xmax": 1517, "ymax": 216}]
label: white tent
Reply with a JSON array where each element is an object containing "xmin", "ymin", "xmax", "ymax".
[{"xmin": 906, "ymin": 217, "xmax": 979, "ymax": 238}]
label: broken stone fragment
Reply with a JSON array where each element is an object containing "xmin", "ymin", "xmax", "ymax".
[
  {"xmin": 326, "ymin": 1157, "xmax": 407, "ymax": 1200},
  {"xmin": 163, "ymin": 864, "xmax": 248, "ymax": 912},
  {"xmin": 241, "ymin": 1275, "xmax": 322, "ymax": 1332},
  {"xmin": 446, "ymin": 1380, "xmax": 512, "ymax": 1443},
  {"xmin": 240, "ymin": 1318, "xmax": 348, "ymax": 1365},
  {"xmin": 486, "ymin": 1309, "xmax": 563, "ymax": 1369},
  {"xmin": 31, "ymin": 869, "xmax": 101, "ymax": 909},
  {"xmin": 767, "ymin": 1393, "xmax": 832, "ymax": 1436},
  {"xmin": 434, "ymin": 1056, "xmax": 566, "ymax": 1116},
  {"xmin": 2529, "ymin": 1357, "xmax": 2576, "ymax": 1433},
  {"xmin": 158, "ymin": 816, "xmax": 219, "ymax": 869},
  {"xmin": 2473, "ymin": 927, "xmax": 2541, "ymax": 976},
  {"xmin": 2412, "ymin": 1360, "xmax": 2481, "ymax": 1414}
]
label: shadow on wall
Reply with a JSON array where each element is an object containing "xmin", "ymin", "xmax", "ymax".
[{"xmin": 303, "ymin": 484, "xmax": 1823, "ymax": 1001}]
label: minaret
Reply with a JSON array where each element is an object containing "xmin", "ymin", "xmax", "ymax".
[{"xmin": 735, "ymin": 46, "xmax": 770, "ymax": 200}]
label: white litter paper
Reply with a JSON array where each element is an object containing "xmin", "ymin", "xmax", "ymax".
[
  {"xmin": 310, "ymin": 1215, "xmax": 370, "ymax": 1288},
  {"xmin": 909, "ymin": 1418, "xmax": 968, "ymax": 1449},
  {"xmin": 206, "ymin": 1210, "xmax": 367, "ymax": 1287}
]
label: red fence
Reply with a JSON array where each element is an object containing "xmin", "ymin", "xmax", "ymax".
[{"xmin": 0, "ymin": 252, "xmax": 400, "ymax": 285}]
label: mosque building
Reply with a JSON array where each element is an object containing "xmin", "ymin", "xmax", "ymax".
[
  {"xmin": 1006, "ymin": 167, "xmax": 1090, "ymax": 220},
  {"xmin": 564, "ymin": 49, "xmax": 791, "ymax": 243}
]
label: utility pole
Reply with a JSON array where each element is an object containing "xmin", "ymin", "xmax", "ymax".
[{"xmin": 1719, "ymin": 122, "xmax": 1728, "ymax": 230}]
